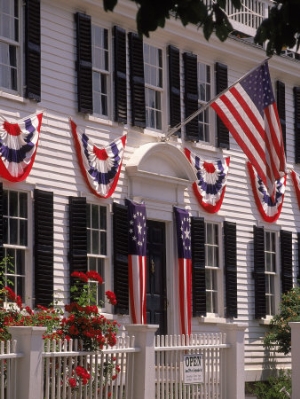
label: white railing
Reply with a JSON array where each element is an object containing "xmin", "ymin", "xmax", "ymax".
[
  {"xmin": 0, "ymin": 340, "xmax": 23, "ymax": 399},
  {"xmin": 42, "ymin": 336, "xmax": 139, "ymax": 399},
  {"xmin": 155, "ymin": 333, "xmax": 230, "ymax": 399},
  {"xmin": 226, "ymin": 0, "xmax": 270, "ymax": 30}
]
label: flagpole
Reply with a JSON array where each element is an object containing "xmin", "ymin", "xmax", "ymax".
[{"xmin": 165, "ymin": 57, "xmax": 271, "ymax": 139}]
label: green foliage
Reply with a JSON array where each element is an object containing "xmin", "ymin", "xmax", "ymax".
[
  {"xmin": 246, "ymin": 370, "xmax": 291, "ymax": 399},
  {"xmin": 103, "ymin": 0, "xmax": 300, "ymax": 55},
  {"xmin": 264, "ymin": 287, "xmax": 300, "ymax": 355}
]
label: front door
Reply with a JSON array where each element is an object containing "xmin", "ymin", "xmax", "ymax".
[{"xmin": 146, "ymin": 220, "xmax": 167, "ymax": 335}]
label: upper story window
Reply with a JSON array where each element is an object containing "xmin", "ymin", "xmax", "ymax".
[
  {"xmin": 265, "ymin": 230, "xmax": 277, "ymax": 316},
  {"xmin": 197, "ymin": 62, "xmax": 211, "ymax": 142},
  {"xmin": 205, "ymin": 222, "xmax": 220, "ymax": 314},
  {"xmin": 87, "ymin": 203, "xmax": 107, "ymax": 305},
  {"xmin": 3, "ymin": 190, "xmax": 28, "ymax": 301},
  {"xmin": 0, "ymin": 0, "xmax": 19, "ymax": 93},
  {"xmin": 92, "ymin": 25, "xmax": 110, "ymax": 118},
  {"xmin": 144, "ymin": 43, "xmax": 163, "ymax": 130}
]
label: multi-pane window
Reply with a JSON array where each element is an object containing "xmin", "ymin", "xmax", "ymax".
[
  {"xmin": 3, "ymin": 190, "xmax": 28, "ymax": 301},
  {"xmin": 87, "ymin": 204, "xmax": 107, "ymax": 305},
  {"xmin": 144, "ymin": 44, "xmax": 163, "ymax": 130},
  {"xmin": 197, "ymin": 62, "xmax": 211, "ymax": 142},
  {"xmin": 92, "ymin": 26, "xmax": 109, "ymax": 117},
  {"xmin": 265, "ymin": 231, "xmax": 276, "ymax": 315},
  {"xmin": 0, "ymin": 0, "xmax": 19, "ymax": 92},
  {"xmin": 205, "ymin": 222, "xmax": 219, "ymax": 313}
]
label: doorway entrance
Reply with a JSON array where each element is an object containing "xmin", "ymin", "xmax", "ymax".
[{"xmin": 146, "ymin": 220, "xmax": 167, "ymax": 335}]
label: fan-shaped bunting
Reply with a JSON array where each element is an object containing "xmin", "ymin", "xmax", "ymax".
[
  {"xmin": 184, "ymin": 148, "xmax": 230, "ymax": 213},
  {"xmin": 70, "ymin": 120, "xmax": 127, "ymax": 198},
  {"xmin": 0, "ymin": 113, "xmax": 43, "ymax": 182},
  {"xmin": 247, "ymin": 162, "xmax": 286, "ymax": 223}
]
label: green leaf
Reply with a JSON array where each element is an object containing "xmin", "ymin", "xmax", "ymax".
[
  {"xmin": 103, "ymin": 0, "xmax": 118, "ymax": 12},
  {"xmin": 203, "ymin": 16, "xmax": 214, "ymax": 41}
]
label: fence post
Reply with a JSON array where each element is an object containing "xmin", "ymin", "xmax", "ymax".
[
  {"xmin": 126, "ymin": 324, "xmax": 158, "ymax": 399},
  {"xmin": 219, "ymin": 323, "xmax": 246, "ymax": 399},
  {"xmin": 289, "ymin": 322, "xmax": 300, "ymax": 399},
  {"xmin": 8, "ymin": 326, "xmax": 46, "ymax": 399}
]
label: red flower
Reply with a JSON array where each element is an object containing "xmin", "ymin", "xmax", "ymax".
[
  {"xmin": 105, "ymin": 291, "xmax": 117, "ymax": 306},
  {"xmin": 71, "ymin": 271, "xmax": 88, "ymax": 282},
  {"xmin": 69, "ymin": 378, "xmax": 77, "ymax": 388},
  {"xmin": 86, "ymin": 270, "xmax": 103, "ymax": 284}
]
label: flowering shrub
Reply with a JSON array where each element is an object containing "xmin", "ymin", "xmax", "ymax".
[{"xmin": 0, "ymin": 269, "xmax": 120, "ymax": 393}]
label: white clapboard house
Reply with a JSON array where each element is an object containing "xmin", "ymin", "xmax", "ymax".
[{"xmin": 0, "ymin": 0, "xmax": 299, "ymax": 386}]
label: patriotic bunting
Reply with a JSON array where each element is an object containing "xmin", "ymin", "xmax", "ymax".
[
  {"xmin": 70, "ymin": 119, "xmax": 126, "ymax": 198},
  {"xmin": 291, "ymin": 170, "xmax": 300, "ymax": 209},
  {"xmin": 184, "ymin": 148, "xmax": 230, "ymax": 213},
  {"xmin": 0, "ymin": 113, "xmax": 43, "ymax": 182},
  {"xmin": 174, "ymin": 206, "xmax": 192, "ymax": 336},
  {"xmin": 126, "ymin": 199, "xmax": 147, "ymax": 324},
  {"xmin": 247, "ymin": 162, "xmax": 286, "ymax": 223},
  {"xmin": 211, "ymin": 62, "xmax": 286, "ymax": 200}
]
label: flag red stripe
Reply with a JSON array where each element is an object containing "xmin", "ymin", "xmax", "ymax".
[
  {"xmin": 129, "ymin": 255, "xmax": 147, "ymax": 324},
  {"xmin": 178, "ymin": 258, "xmax": 192, "ymax": 335}
]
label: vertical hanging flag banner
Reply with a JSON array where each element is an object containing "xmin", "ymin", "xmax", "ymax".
[
  {"xmin": 210, "ymin": 62, "xmax": 286, "ymax": 199},
  {"xmin": 0, "ymin": 112, "xmax": 43, "ymax": 182},
  {"xmin": 247, "ymin": 162, "xmax": 286, "ymax": 223},
  {"xmin": 291, "ymin": 170, "xmax": 300, "ymax": 209},
  {"xmin": 126, "ymin": 199, "xmax": 147, "ymax": 324},
  {"xmin": 70, "ymin": 119, "xmax": 127, "ymax": 198},
  {"xmin": 184, "ymin": 148, "xmax": 230, "ymax": 213},
  {"xmin": 174, "ymin": 206, "xmax": 192, "ymax": 336}
]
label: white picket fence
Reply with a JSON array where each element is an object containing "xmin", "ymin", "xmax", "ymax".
[
  {"xmin": 0, "ymin": 324, "xmax": 246, "ymax": 399},
  {"xmin": 155, "ymin": 333, "xmax": 230, "ymax": 399}
]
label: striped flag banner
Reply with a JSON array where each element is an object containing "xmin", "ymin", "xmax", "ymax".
[
  {"xmin": 0, "ymin": 112, "xmax": 43, "ymax": 181},
  {"xmin": 174, "ymin": 206, "xmax": 192, "ymax": 336},
  {"xmin": 126, "ymin": 199, "xmax": 147, "ymax": 324},
  {"xmin": 210, "ymin": 61, "xmax": 286, "ymax": 199}
]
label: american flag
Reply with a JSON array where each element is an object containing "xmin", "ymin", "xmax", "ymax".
[
  {"xmin": 211, "ymin": 62, "xmax": 286, "ymax": 199},
  {"xmin": 126, "ymin": 199, "xmax": 147, "ymax": 324},
  {"xmin": 174, "ymin": 207, "xmax": 192, "ymax": 336}
]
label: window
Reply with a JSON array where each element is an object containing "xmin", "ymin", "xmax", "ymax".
[
  {"xmin": 197, "ymin": 62, "xmax": 211, "ymax": 142},
  {"xmin": 144, "ymin": 43, "xmax": 163, "ymax": 130},
  {"xmin": 92, "ymin": 26, "xmax": 110, "ymax": 118},
  {"xmin": 3, "ymin": 190, "xmax": 28, "ymax": 301},
  {"xmin": 205, "ymin": 222, "xmax": 220, "ymax": 313},
  {"xmin": 265, "ymin": 230, "xmax": 277, "ymax": 315},
  {"xmin": 0, "ymin": 0, "xmax": 19, "ymax": 93},
  {"xmin": 87, "ymin": 204, "xmax": 107, "ymax": 305}
]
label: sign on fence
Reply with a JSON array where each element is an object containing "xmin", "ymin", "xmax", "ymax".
[{"xmin": 182, "ymin": 354, "xmax": 203, "ymax": 384}]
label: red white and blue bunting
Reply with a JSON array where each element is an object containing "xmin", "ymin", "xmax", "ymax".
[
  {"xmin": 291, "ymin": 170, "xmax": 300, "ymax": 209},
  {"xmin": 247, "ymin": 162, "xmax": 287, "ymax": 223},
  {"xmin": 184, "ymin": 148, "xmax": 230, "ymax": 213},
  {"xmin": 70, "ymin": 119, "xmax": 127, "ymax": 198},
  {"xmin": 0, "ymin": 113, "xmax": 43, "ymax": 182}
]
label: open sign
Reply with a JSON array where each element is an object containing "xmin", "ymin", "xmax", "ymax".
[{"xmin": 183, "ymin": 354, "xmax": 203, "ymax": 384}]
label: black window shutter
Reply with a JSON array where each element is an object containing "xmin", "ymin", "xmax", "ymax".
[
  {"xmin": 168, "ymin": 45, "xmax": 181, "ymax": 134},
  {"xmin": 224, "ymin": 221, "xmax": 237, "ymax": 318},
  {"xmin": 215, "ymin": 62, "xmax": 229, "ymax": 149},
  {"xmin": 128, "ymin": 32, "xmax": 146, "ymax": 128},
  {"xmin": 253, "ymin": 225, "xmax": 266, "ymax": 319},
  {"xmin": 75, "ymin": 12, "xmax": 93, "ymax": 114},
  {"xmin": 281, "ymin": 230, "xmax": 293, "ymax": 293},
  {"xmin": 69, "ymin": 197, "xmax": 87, "ymax": 275},
  {"xmin": 183, "ymin": 52, "xmax": 198, "ymax": 141},
  {"xmin": 113, "ymin": 26, "xmax": 127, "ymax": 123},
  {"xmin": 294, "ymin": 87, "xmax": 300, "ymax": 163},
  {"xmin": 113, "ymin": 202, "xmax": 129, "ymax": 314},
  {"xmin": 191, "ymin": 217, "xmax": 206, "ymax": 317},
  {"xmin": 277, "ymin": 81, "xmax": 286, "ymax": 153},
  {"xmin": 25, "ymin": 0, "xmax": 41, "ymax": 102},
  {"xmin": 0, "ymin": 183, "xmax": 4, "ymax": 261},
  {"xmin": 34, "ymin": 189, "xmax": 53, "ymax": 307}
]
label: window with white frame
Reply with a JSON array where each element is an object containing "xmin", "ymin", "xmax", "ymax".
[
  {"xmin": 92, "ymin": 25, "xmax": 110, "ymax": 118},
  {"xmin": 3, "ymin": 190, "xmax": 28, "ymax": 301},
  {"xmin": 265, "ymin": 230, "xmax": 277, "ymax": 316},
  {"xmin": 205, "ymin": 222, "xmax": 220, "ymax": 314},
  {"xmin": 86, "ymin": 203, "xmax": 107, "ymax": 305},
  {"xmin": 0, "ymin": 0, "xmax": 20, "ymax": 93},
  {"xmin": 197, "ymin": 62, "xmax": 211, "ymax": 142},
  {"xmin": 144, "ymin": 43, "xmax": 163, "ymax": 130}
]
